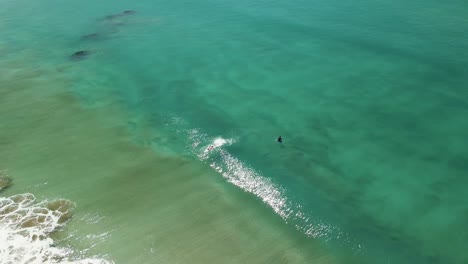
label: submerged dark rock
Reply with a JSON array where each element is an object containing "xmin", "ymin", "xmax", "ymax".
[
  {"xmin": 0, "ymin": 176, "xmax": 11, "ymax": 190},
  {"xmin": 70, "ymin": 50, "xmax": 89, "ymax": 60},
  {"xmin": 81, "ymin": 33, "xmax": 100, "ymax": 41},
  {"xmin": 104, "ymin": 14, "xmax": 120, "ymax": 20},
  {"xmin": 102, "ymin": 10, "xmax": 136, "ymax": 20}
]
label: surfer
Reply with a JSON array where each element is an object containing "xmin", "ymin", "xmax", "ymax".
[
  {"xmin": 207, "ymin": 145, "xmax": 215, "ymax": 151},
  {"xmin": 277, "ymin": 136, "xmax": 282, "ymax": 143}
]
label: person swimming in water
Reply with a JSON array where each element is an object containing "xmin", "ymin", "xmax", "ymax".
[{"xmin": 277, "ymin": 136, "xmax": 282, "ymax": 143}]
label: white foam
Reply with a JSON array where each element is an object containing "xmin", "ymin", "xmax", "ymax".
[
  {"xmin": 201, "ymin": 137, "xmax": 234, "ymax": 155},
  {"xmin": 183, "ymin": 127, "xmax": 291, "ymax": 218},
  {"xmin": 213, "ymin": 149, "xmax": 343, "ymax": 242},
  {"xmin": 169, "ymin": 115, "xmax": 342, "ymax": 242},
  {"xmin": 212, "ymin": 137, "xmax": 233, "ymax": 148},
  {"xmin": 0, "ymin": 193, "xmax": 113, "ymax": 264},
  {"xmin": 217, "ymin": 150, "xmax": 292, "ymax": 219}
]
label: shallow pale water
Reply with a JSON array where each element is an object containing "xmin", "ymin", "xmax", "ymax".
[{"xmin": 1, "ymin": 0, "xmax": 467, "ymax": 263}]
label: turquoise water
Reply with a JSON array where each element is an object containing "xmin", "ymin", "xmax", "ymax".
[{"xmin": 1, "ymin": 0, "xmax": 468, "ymax": 263}]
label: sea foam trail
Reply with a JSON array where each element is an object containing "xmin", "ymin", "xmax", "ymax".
[
  {"xmin": 200, "ymin": 140, "xmax": 340, "ymax": 241},
  {"xmin": 167, "ymin": 116, "xmax": 349, "ymax": 246},
  {"xmin": 0, "ymin": 193, "xmax": 113, "ymax": 264}
]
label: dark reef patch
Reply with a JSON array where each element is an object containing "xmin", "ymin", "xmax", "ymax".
[
  {"xmin": 70, "ymin": 50, "xmax": 90, "ymax": 60},
  {"xmin": 81, "ymin": 33, "xmax": 101, "ymax": 41}
]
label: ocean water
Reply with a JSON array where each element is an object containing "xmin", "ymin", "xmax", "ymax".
[{"xmin": 1, "ymin": 0, "xmax": 467, "ymax": 263}]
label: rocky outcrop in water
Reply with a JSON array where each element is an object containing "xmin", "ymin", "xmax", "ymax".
[
  {"xmin": 71, "ymin": 10, "xmax": 136, "ymax": 60},
  {"xmin": 0, "ymin": 170, "xmax": 11, "ymax": 190},
  {"xmin": 102, "ymin": 10, "xmax": 136, "ymax": 21},
  {"xmin": 80, "ymin": 33, "xmax": 101, "ymax": 41},
  {"xmin": 70, "ymin": 50, "xmax": 89, "ymax": 60}
]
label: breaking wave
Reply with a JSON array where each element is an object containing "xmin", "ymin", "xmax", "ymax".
[
  {"xmin": 165, "ymin": 115, "xmax": 349, "ymax": 244},
  {"xmin": 0, "ymin": 192, "xmax": 113, "ymax": 264}
]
